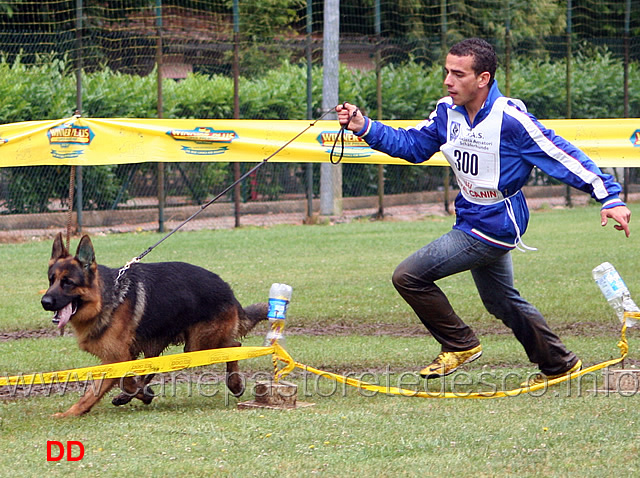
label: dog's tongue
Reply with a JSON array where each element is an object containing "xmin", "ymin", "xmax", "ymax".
[{"xmin": 54, "ymin": 303, "xmax": 73, "ymax": 329}]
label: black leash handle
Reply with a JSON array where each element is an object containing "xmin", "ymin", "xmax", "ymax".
[
  {"xmin": 329, "ymin": 102, "xmax": 359, "ymax": 164},
  {"xmin": 118, "ymin": 105, "xmax": 342, "ymax": 278}
]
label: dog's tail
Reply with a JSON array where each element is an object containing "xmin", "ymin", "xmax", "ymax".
[{"xmin": 237, "ymin": 302, "xmax": 269, "ymax": 337}]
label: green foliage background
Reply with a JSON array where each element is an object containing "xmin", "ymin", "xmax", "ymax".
[
  {"xmin": 1, "ymin": 52, "xmax": 638, "ymax": 123},
  {"xmin": 1, "ymin": 51, "xmax": 638, "ymax": 213}
]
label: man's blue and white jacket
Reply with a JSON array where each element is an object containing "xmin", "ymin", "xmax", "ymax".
[{"xmin": 356, "ymin": 81, "xmax": 625, "ymax": 250}]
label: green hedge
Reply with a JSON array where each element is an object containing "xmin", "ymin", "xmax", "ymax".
[{"xmin": 2, "ymin": 52, "xmax": 637, "ymax": 123}]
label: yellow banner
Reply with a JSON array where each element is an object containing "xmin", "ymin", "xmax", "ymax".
[{"xmin": 1, "ymin": 117, "xmax": 639, "ymax": 168}]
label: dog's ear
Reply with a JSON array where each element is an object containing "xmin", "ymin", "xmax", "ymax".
[
  {"xmin": 51, "ymin": 232, "xmax": 69, "ymax": 261},
  {"xmin": 75, "ymin": 235, "xmax": 96, "ymax": 269}
]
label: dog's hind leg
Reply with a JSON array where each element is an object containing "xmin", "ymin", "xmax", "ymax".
[
  {"xmin": 225, "ymin": 341, "xmax": 245, "ymax": 397},
  {"xmin": 184, "ymin": 315, "xmax": 246, "ymax": 398}
]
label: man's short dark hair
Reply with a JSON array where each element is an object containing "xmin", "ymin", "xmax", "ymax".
[{"xmin": 449, "ymin": 38, "xmax": 497, "ymax": 85}]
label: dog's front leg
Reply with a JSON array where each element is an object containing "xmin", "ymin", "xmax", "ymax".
[
  {"xmin": 112, "ymin": 374, "xmax": 156, "ymax": 406},
  {"xmin": 53, "ymin": 377, "xmax": 118, "ymax": 418}
]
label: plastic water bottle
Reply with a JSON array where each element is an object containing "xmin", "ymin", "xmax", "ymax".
[
  {"xmin": 264, "ymin": 283, "xmax": 293, "ymax": 346},
  {"xmin": 592, "ymin": 262, "xmax": 638, "ymax": 327}
]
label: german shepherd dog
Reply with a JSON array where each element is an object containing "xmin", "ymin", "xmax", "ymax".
[{"xmin": 41, "ymin": 233, "xmax": 268, "ymax": 418}]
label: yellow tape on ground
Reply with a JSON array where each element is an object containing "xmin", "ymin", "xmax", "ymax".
[
  {"xmin": 1, "ymin": 316, "xmax": 633, "ymax": 399},
  {"xmin": 272, "ymin": 320, "xmax": 632, "ymax": 399},
  {"xmin": 0, "ymin": 346, "xmax": 275, "ymax": 387}
]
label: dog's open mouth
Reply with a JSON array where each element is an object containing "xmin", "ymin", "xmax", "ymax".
[{"xmin": 52, "ymin": 301, "xmax": 77, "ymax": 329}]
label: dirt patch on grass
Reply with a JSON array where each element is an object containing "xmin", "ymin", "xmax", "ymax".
[
  {"xmin": 0, "ymin": 328, "xmax": 62, "ymax": 342},
  {"xmin": 1, "ymin": 319, "xmax": 629, "ymax": 343}
]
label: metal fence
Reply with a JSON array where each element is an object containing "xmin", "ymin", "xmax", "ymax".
[{"xmin": 0, "ymin": 0, "xmax": 638, "ymax": 236}]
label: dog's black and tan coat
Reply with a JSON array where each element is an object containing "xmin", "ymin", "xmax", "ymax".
[{"xmin": 41, "ymin": 233, "xmax": 267, "ymax": 417}]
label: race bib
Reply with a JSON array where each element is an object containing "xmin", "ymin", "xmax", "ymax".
[{"xmin": 440, "ymin": 99, "xmax": 508, "ymax": 204}]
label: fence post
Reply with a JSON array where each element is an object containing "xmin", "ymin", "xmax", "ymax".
[
  {"xmin": 623, "ymin": 0, "xmax": 631, "ymax": 202},
  {"xmin": 504, "ymin": 0, "xmax": 511, "ymax": 97},
  {"xmin": 156, "ymin": 0, "xmax": 165, "ymax": 232},
  {"xmin": 375, "ymin": 0, "xmax": 384, "ymax": 219},
  {"xmin": 75, "ymin": 166, "xmax": 83, "ymax": 234},
  {"xmin": 565, "ymin": 0, "xmax": 573, "ymax": 207},
  {"xmin": 74, "ymin": 0, "xmax": 84, "ymax": 233},
  {"xmin": 233, "ymin": 0, "xmax": 242, "ymax": 227},
  {"xmin": 305, "ymin": 0, "xmax": 314, "ymax": 220},
  {"xmin": 320, "ymin": 0, "xmax": 342, "ymax": 217},
  {"xmin": 441, "ymin": 0, "xmax": 450, "ymax": 215}
]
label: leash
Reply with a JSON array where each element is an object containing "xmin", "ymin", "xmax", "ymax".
[
  {"xmin": 116, "ymin": 105, "xmax": 347, "ymax": 282},
  {"xmin": 329, "ymin": 103, "xmax": 359, "ymax": 164}
]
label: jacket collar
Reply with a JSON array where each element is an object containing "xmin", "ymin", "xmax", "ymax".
[{"xmin": 452, "ymin": 80, "xmax": 503, "ymax": 126}]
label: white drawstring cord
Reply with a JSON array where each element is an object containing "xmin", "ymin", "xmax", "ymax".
[{"xmin": 505, "ymin": 197, "xmax": 537, "ymax": 252}]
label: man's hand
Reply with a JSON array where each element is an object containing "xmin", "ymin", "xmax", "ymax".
[
  {"xmin": 336, "ymin": 102, "xmax": 365, "ymax": 133},
  {"xmin": 601, "ymin": 205, "xmax": 631, "ymax": 237}
]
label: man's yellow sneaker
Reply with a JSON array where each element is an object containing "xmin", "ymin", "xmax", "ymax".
[
  {"xmin": 419, "ymin": 345, "xmax": 483, "ymax": 379},
  {"xmin": 521, "ymin": 359, "xmax": 582, "ymax": 388}
]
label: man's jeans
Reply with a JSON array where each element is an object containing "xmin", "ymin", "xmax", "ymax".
[{"xmin": 392, "ymin": 228, "xmax": 578, "ymax": 375}]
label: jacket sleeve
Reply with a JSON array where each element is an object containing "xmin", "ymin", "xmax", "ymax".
[
  {"xmin": 355, "ymin": 104, "xmax": 446, "ymax": 164},
  {"xmin": 507, "ymin": 110, "xmax": 624, "ymax": 209}
]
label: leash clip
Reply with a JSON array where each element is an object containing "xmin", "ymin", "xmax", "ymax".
[{"xmin": 115, "ymin": 256, "xmax": 140, "ymax": 284}]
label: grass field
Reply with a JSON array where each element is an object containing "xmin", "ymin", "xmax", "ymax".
[{"xmin": 1, "ymin": 204, "xmax": 639, "ymax": 476}]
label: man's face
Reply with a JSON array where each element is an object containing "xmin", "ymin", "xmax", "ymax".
[{"xmin": 443, "ymin": 54, "xmax": 485, "ymax": 107}]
